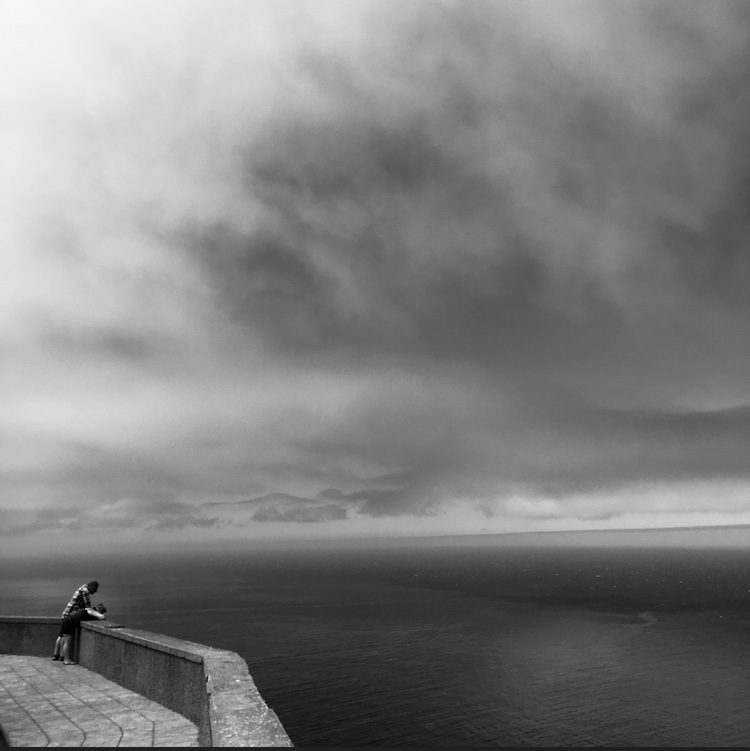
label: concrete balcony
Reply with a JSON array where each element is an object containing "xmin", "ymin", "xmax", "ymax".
[{"xmin": 0, "ymin": 616, "xmax": 293, "ymax": 747}]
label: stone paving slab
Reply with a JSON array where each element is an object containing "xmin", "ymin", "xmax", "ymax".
[{"xmin": 0, "ymin": 656, "xmax": 199, "ymax": 748}]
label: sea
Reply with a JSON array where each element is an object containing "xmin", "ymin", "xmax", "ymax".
[{"xmin": 2, "ymin": 537, "xmax": 750, "ymax": 747}]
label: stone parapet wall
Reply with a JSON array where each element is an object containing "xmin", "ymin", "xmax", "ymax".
[
  {"xmin": 0, "ymin": 616, "xmax": 60, "ymax": 656},
  {"xmin": 0, "ymin": 616, "xmax": 292, "ymax": 747},
  {"xmin": 79, "ymin": 622, "xmax": 212, "ymax": 744}
]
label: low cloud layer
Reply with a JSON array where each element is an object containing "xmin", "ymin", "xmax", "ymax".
[{"xmin": 3, "ymin": 0, "xmax": 750, "ymax": 552}]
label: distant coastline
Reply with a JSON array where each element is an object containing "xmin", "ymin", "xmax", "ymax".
[
  {"xmin": 249, "ymin": 523, "xmax": 750, "ymax": 550},
  {"xmin": 416, "ymin": 523, "xmax": 750, "ymax": 548}
]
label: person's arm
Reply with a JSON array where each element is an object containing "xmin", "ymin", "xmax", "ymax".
[{"xmin": 84, "ymin": 608, "xmax": 106, "ymax": 620}]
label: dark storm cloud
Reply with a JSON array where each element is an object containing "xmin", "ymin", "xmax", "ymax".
[
  {"xmin": 5, "ymin": 0, "xmax": 750, "ymax": 545},
  {"xmin": 173, "ymin": 0, "xmax": 750, "ymax": 517},
  {"xmin": 200, "ymin": 492, "xmax": 352, "ymax": 523},
  {"xmin": 338, "ymin": 487, "xmax": 438, "ymax": 518},
  {"xmin": 2, "ymin": 497, "xmax": 220, "ymax": 535},
  {"xmin": 251, "ymin": 503, "xmax": 348, "ymax": 523},
  {"xmin": 508, "ymin": 402, "xmax": 750, "ymax": 496},
  {"xmin": 187, "ymin": 0, "xmax": 750, "ymax": 382},
  {"xmin": 296, "ymin": 396, "xmax": 750, "ymax": 517}
]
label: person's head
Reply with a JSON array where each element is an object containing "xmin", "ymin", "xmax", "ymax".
[
  {"xmin": 94, "ymin": 603, "xmax": 107, "ymax": 614},
  {"xmin": 87, "ymin": 580, "xmax": 99, "ymax": 594}
]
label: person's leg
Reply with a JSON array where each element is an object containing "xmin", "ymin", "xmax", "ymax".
[
  {"xmin": 61, "ymin": 634, "xmax": 75, "ymax": 664},
  {"xmin": 53, "ymin": 627, "xmax": 63, "ymax": 659}
]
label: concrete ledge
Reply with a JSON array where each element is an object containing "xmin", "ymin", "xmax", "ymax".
[
  {"xmin": 202, "ymin": 650, "xmax": 292, "ymax": 747},
  {"xmin": 0, "ymin": 616, "xmax": 293, "ymax": 747},
  {"xmin": 82, "ymin": 622, "xmax": 205, "ymax": 661}
]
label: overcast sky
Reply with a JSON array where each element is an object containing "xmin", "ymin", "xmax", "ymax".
[{"xmin": 3, "ymin": 0, "xmax": 750, "ymax": 556}]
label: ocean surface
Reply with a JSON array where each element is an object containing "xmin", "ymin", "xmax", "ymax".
[{"xmin": 3, "ymin": 540, "xmax": 750, "ymax": 746}]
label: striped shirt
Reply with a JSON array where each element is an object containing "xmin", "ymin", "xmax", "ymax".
[{"xmin": 61, "ymin": 584, "xmax": 92, "ymax": 619}]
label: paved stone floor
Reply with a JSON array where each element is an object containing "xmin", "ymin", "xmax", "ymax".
[{"xmin": 0, "ymin": 655, "xmax": 199, "ymax": 747}]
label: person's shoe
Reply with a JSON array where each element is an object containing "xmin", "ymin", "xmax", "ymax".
[
  {"xmin": 63, "ymin": 660, "xmax": 76, "ymax": 665},
  {"xmin": 52, "ymin": 655, "xmax": 61, "ymax": 661}
]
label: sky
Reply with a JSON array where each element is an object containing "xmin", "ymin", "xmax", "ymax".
[{"xmin": 2, "ymin": 0, "xmax": 750, "ymax": 557}]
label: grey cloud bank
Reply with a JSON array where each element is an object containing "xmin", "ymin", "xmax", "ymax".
[{"xmin": 2, "ymin": 0, "xmax": 750, "ymax": 554}]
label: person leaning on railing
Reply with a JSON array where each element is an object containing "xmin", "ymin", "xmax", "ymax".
[
  {"xmin": 57, "ymin": 604, "xmax": 107, "ymax": 665},
  {"xmin": 52, "ymin": 580, "xmax": 100, "ymax": 661}
]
